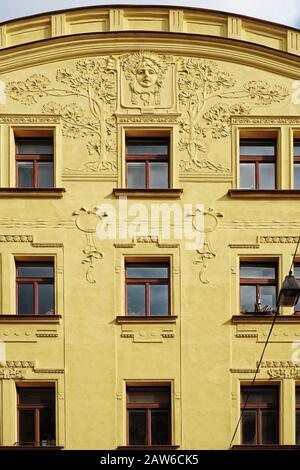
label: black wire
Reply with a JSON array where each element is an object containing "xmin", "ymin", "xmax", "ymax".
[{"xmin": 228, "ymin": 235, "xmax": 300, "ymax": 449}]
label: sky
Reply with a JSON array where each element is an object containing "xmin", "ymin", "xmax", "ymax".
[{"xmin": 0, "ymin": 0, "xmax": 300, "ymax": 29}]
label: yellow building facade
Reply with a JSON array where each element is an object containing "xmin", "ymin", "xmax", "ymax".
[{"xmin": 1, "ymin": 5, "xmax": 300, "ymax": 450}]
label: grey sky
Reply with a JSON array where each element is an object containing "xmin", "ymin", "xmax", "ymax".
[{"xmin": 0, "ymin": 0, "xmax": 299, "ymax": 28}]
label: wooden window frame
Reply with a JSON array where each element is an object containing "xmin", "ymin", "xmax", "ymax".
[
  {"xmin": 240, "ymin": 261, "xmax": 277, "ymax": 314},
  {"xmin": 294, "ymin": 262, "xmax": 300, "ymax": 315},
  {"xmin": 294, "ymin": 139, "xmax": 300, "ymax": 189},
  {"xmin": 241, "ymin": 385, "xmax": 279, "ymax": 446},
  {"xmin": 125, "ymin": 262, "xmax": 170, "ymax": 317},
  {"xmin": 16, "ymin": 260, "xmax": 55, "ymax": 316},
  {"xmin": 17, "ymin": 384, "xmax": 56, "ymax": 447},
  {"xmin": 126, "ymin": 384, "xmax": 171, "ymax": 447},
  {"xmin": 125, "ymin": 137, "xmax": 170, "ymax": 190},
  {"xmin": 296, "ymin": 386, "xmax": 300, "ymax": 445},
  {"xmin": 240, "ymin": 139, "xmax": 276, "ymax": 190},
  {"xmin": 15, "ymin": 137, "xmax": 54, "ymax": 189}
]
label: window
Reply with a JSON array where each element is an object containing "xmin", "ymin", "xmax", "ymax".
[
  {"xmin": 296, "ymin": 387, "xmax": 300, "ymax": 444},
  {"xmin": 240, "ymin": 262, "xmax": 277, "ymax": 314},
  {"xmin": 125, "ymin": 262, "xmax": 169, "ymax": 316},
  {"xmin": 294, "ymin": 140, "xmax": 300, "ymax": 189},
  {"xmin": 16, "ymin": 138, "xmax": 54, "ymax": 188},
  {"xmin": 126, "ymin": 138, "xmax": 169, "ymax": 189},
  {"xmin": 16, "ymin": 261, "xmax": 54, "ymax": 315},
  {"xmin": 17, "ymin": 385, "xmax": 56, "ymax": 447},
  {"xmin": 294, "ymin": 263, "xmax": 300, "ymax": 314},
  {"xmin": 127, "ymin": 385, "xmax": 171, "ymax": 446},
  {"xmin": 241, "ymin": 386, "xmax": 279, "ymax": 445},
  {"xmin": 240, "ymin": 139, "xmax": 276, "ymax": 189}
]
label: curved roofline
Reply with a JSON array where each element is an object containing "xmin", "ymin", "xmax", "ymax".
[{"xmin": 0, "ymin": 3, "xmax": 299, "ymax": 33}]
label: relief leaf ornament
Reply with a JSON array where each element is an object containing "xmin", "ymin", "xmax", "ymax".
[
  {"xmin": 6, "ymin": 57, "xmax": 117, "ymax": 172},
  {"xmin": 178, "ymin": 59, "xmax": 289, "ymax": 172}
]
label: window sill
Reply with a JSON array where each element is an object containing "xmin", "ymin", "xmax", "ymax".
[
  {"xmin": 117, "ymin": 445, "xmax": 180, "ymax": 451},
  {"xmin": 0, "ymin": 188, "xmax": 65, "ymax": 198},
  {"xmin": 0, "ymin": 446, "xmax": 63, "ymax": 450},
  {"xmin": 0, "ymin": 315, "xmax": 61, "ymax": 323},
  {"xmin": 232, "ymin": 315, "xmax": 300, "ymax": 323},
  {"xmin": 231, "ymin": 445, "xmax": 300, "ymax": 450},
  {"xmin": 113, "ymin": 188, "xmax": 183, "ymax": 199},
  {"xmin": 116, "ymin": 316, "xmax": 177, "ymax": 324},
  {"xmin": 228, "ymin": 189, "xmax": 300, "ymax": 199}
]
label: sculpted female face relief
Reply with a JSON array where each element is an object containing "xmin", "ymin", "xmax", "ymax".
[{"xmin": 136, "ymin": 60, "xmax": 158, "ymax": 88}]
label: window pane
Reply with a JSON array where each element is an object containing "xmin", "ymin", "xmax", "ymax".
[
  {"xmin": 128, "ymin": 410, "xmax": 147, "ymax": 445},
  {"xmin": 294, "ymin": 143, "xmax": 300, "ymax": 157},
  {"xmin": 240, "ymin": 265, "xmax": 276, "ymax": 279},
  {"xmin": 127, "ymin": 284, "xmax": 145, "ymax": 316},
  {"xmin": 262, "ymin": 410, "xmax": 278, "ymax": 444},
  {"xmin": 295, "ymin": 265, "xmax": 300, "ymax": 279},
  {"xmin": 127, "ymin": 142, "xmax": 168, "ymax": 156},
  {"xmin": 127, "ymin": 162, "xmax": 146, "ymax": 189},
  {"xmin": 17, "ymin": 139, "xmax": 53, "ymax": 154},
  {"xmin": 38, "ymin": 283, "xmax": 54, "ymax": 315},
  {"xmin": 18, "ymin": 162, "xmax": 33, "ymax": 188},
  {"xmin": 18, "ymin": 283, "xmax": 34, "ymax": 315},
  {"xmin": 242, "ymin": 410, "xmax": 257, "ymax": 445},
  {"xmin": 127, "ymin": 266, "xmax": 169, "ymax": 279},
  {"xmin": 294, "ymin": 164, "xmax": 300, "ymax": 189},
  {"xmin": 260, "ymin": 285, "xmax": 276, "ymax": 311},
  {"xmin": 296, "ymin": 410, "xmax": 300, "ymax": 444},
  {"xmin": 18, "ymin": 263, "xmax": 54, "ymax": 278},
  {"xmin": 241, "ymin": 387, "xmax": 278, "ymax": 405},
  {"xmin": 240, "ymin": 285, "xmax": 256, "ymax": 313},
  {"xmin": 19, "ymin": 409, "xmax": 35, "ymax": 445},
  {"xmin": 19, "ymin": 388, "xmax": 55, "ymax": 405},
  {"xmin": 151, "ymin": 410, "xmax": 170, "ymax": 445},
  {"xmin": 296, "ymin": 388, "xmax": 300, "ymax": 404},
  {"xmin": 259, "ymin": 163, "xmax": 275, "ymax": 189},
  {"xmin": 38, "ymin": 162, "xmax": 53, "ymax": 188},
  {"xmin": 240, "ymin": 163, "xmax": 255, "ymax": 189},
  {"xmin": 150, "ymin": 284, "xmax": 169, "ymax": 316},
  {"xmin": 128, "ymin": 388, "xmax": 170, "ymax": 404},
  {"xmin": 40, "ymin": 408, "xmax": 56, "ymax": 446},
  {"xmin": 149, "ymin": 162, "xmax": 169, "ymax": 189},
  {"xmin": 240, "ymin": 142, "xmax": 275, "ymax": 156}
]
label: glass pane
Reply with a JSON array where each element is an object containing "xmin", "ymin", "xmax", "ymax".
[
  {"xmin": 128, "ymin": 410, "xmax": 147, "ymax": 445},
  {"xmin": 296, "ymin": 388, "xmax": 300, "ymax": 404},
  {"xmin": 127, "ymin": 284, "xmax": 145, "ymax": 316},
  {"xmin": 127, "ymin": 266, "xmax": 169, "ymax": 279},
  {"xmin": 259, "ymin": 163, "xmax": 275, "ymax": 189},
  {"xmin": 127, "ymin": 141, "xmax": 168, "ymax": 156},
  {"xmin": 242, "ymin": 410, "xmax": 257, "ymax": 445},
  {"xmin": 18, "ymin": 283, "xmax": 34, "ymax": 315},
  {"xmin": 296, "ymin": 410, "xmax": 300, "ymax": 444},
  {"xmin": 38, "ymin": 283, "xmax": 54, "ymax": 315},
  {"xmin": 18, "ymin": 162, "xmax": 33, "ymax": 188},
  {"xmin": 240, "ymin": 285, "xmax": 256, "ymax": 313},
  {"xmin": 240, "ymin": 141, "xmax": 275, "ymax": 156},
  {"xmin": 19, "ymin": 388, "xmax": 55, "ymax": 405},
  {"xmin": 262, "ymin": 410, "xmax": 278, "ymax": 444},
  {"xmin": 240, "ymin": 163, "xmax": 255, "ymax": 189},
  {"xmin": 17, "ymin": 139, "xmax": 53, "ymax": 154},
  {"xmin": 128, "ymin": 388, "xmax": 170, "ymax": 404},
  {"xmin": 294, "ymin": 143, "xmax": 300, "ymax": 157},
  {"xmin": 127, "ymin": 162, "xmax": 146, "ymax": 189},
  {"xmin": 240, "ymin": 265, "xmax": 276, "ymax": 279},
  {"xmin": 149, "ymin": 162, "xmax": 169, "ymax": 189},
  {"xmin": 151, "ymin": 410, "xmax": 170, "ymax": 445},
  {"xmin": 294, "ymin": 164, "xmax": 300, "ymax": 189},
  {"xmin": 40, "ymin": 408, "xmax": 56, "ymax": 446},
  {"xmin": 19, "ymin": 410, "xmax": 35, "ymax": 445},
  {"xmin": 18, "ymin": 263, "xmax": 54, "ymax": 278},
  {"xmin": 241, "ymin": 387, "xmax": 278, "ymax": 405},
  {"xmin": 150, "ymin": 284, "xmax": 169, "ymax": 316},
  {"xmin": 38, "ymin": 162, "xmax": 53, "ymax": 188},
  {"xmin": 260, "ymin": 285, "xmax": 276, "ymax": 312}
]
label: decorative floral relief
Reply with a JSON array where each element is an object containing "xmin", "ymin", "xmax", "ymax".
[
  {"xmin": 177, "ymin": 59, "xmax": 289, "ymax": 172},
  {"xmin": 6, "ymin": 58, "xmax": 118, "ymax": 172}
]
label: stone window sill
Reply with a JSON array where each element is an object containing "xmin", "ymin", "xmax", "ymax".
[
  {"xmin": 113, "ymin": 188, "xmax": 183, "ymax": 199},
  {"xmin": 0, "ymin": 315, "xmax": 61, "ymax": 323},
  {"xmin": 116, "ymin": 316, "xmax": 177, "ymax": 324},
  {"xmin": 232, "ymin": 315, "xmax": 300, "ymax": 323},
  {"xmin": 228, "ymin": 189, "xmax": 300, "ymax": 199},
  {"xmin": 0, "ymin": 188, "xmax": 65, "ymax": 198},
  {"xmin": 0, "ymin": 446, "xmax": 63, "ymax": 450},
  {"xmin": 117, "ymin": 445, "xmax": 180, "ymax": 451},
  {"xmin": 231, "ymin": 445, "xmax": 300, "ymax": 450}
]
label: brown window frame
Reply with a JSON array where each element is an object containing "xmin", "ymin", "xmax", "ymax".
[
  {"xmin": 17, "ymin": 383, "xmax": 56, "ymax": 447},
  {"xmin": 240, "ymin": 138, "xmax": 276, "ymax": 190},
  {"xmin": 125, "ymin": 261, "xmax": 170, "ymax": 317},
  {"xmin": 126, "ymin": 383, "xmax": 171, "ymax": 447},
  {"xmin": 293, "ymin": 262, "xmax": 300, "ymax": 315},
  {"xmin": 15, "ymin": 137, "xmax": 54, "ymax": 189},
  {"xmin": 16, "ymin": 260, "xmax": 55, "ymax": 316},
  {"xmin": 125, "ymin": 137, "xmax": 170, "ymax": 189},
  {"xmin": 241, "ymin": 385, "xmax": 279, "ymax": 446},
  {"xmin": 294, "ymin": 139, "xmax": 300, "ymax": 189},
  {"xmin": 296, "ymin": 386, "xmax": 300, "ymax": 445},
  {"xmin": 240, "ymin": 261, "xmax": 277, "ymax": 314}
]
